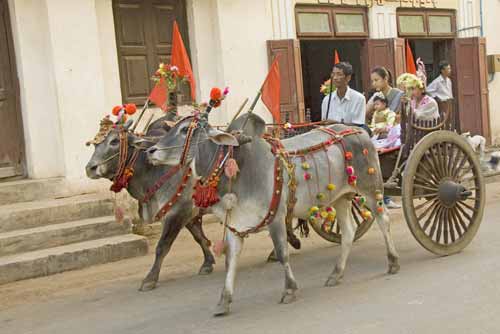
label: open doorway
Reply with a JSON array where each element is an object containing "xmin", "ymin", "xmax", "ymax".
[
  {"xmin": 407, "ymin": 39, "xmax": 452, "ymax": 85},
  {"xmin": 300, "ymin": 40, "xmax": 364, "ymax": 122}
]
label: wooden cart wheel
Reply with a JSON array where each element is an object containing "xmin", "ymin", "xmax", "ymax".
[
  {"xmin": 309, "ymin": 199, "xmax": 374, "ymax": 243},
  {"xmin": 402, "ymin": 131, "xmax": 485, "ymax": 256}
]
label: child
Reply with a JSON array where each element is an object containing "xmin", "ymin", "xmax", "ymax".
[
  {"xmin": 372, "ymin": 113, "xmax": 401, "ymax": 150},
  {"xmin": 369, "ymin": 92, "xmax": 396, "ymax": 139}
]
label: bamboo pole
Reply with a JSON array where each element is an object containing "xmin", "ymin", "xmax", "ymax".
[
  {"xmin": 131, "ymin": 99, "xmax": 150, "ymax": 132},
  {"xmin": 228, "ymin": 98, "xmax": 249, "ymax": 125}
]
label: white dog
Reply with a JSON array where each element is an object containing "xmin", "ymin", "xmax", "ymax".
[{"xmin": 461, "ymin": 132, "xmax": 486, "ymax": 159}]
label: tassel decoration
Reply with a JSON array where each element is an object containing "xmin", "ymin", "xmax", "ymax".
[
  {"xmin": 213, "ymin": 240, "xmax": 226, "ymax": 257},
  {"xmin": 193, "ymin": 179, "xmax": 220, "ymax": 208},
  {"xmin": 224, "ymin": 158, "xmax": 240, "ymax": 179}
]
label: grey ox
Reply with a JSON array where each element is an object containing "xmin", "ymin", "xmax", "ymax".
[
  {"xmin": 85, "ymin": 116, "xmax": 215, "ymax": 291},
  {"xmin": 147, "ymin": 113, "xmax": 400, "ymax": 316}
]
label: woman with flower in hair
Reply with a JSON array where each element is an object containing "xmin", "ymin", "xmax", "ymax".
[{"xmin": 411, "ymin": 81, "xmax": 440, "ymax": 121}]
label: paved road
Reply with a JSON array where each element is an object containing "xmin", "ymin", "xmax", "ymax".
[{"xmin": 1, "ymin": 184, "xmax": 500, "ymax": 334}]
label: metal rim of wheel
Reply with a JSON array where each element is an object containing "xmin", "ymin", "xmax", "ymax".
[
  {"xmin": 309, "ymin": 199, "xmax": 374, "ymax": 243},
  {"xmin": 402, "ymin": 130, "xmax": 485, "ymax": 256}
]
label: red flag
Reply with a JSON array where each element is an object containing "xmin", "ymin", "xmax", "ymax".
[
  {"xmin": 149, "ymin": 77, "xmax": 168, "ymax": 111},
  {"xmin": 334, "ymin": 49, "xmax": 340, "ymax": 65},
  {"xmin": 405, "ymin": 41, "xmax": 417, "ymax": 74},
  {"xmin": 171, "ymin": 21, "xmax": 196, "ymax": 101},
  {"xmin": 261, "ymin": 56, "xmax": 281, "ymax": 123}
]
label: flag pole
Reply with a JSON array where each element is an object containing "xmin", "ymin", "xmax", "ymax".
[
  {"xmin": 240, "ymin": 89, "xmax": 262, "ymax": 130},
  {"xmin": 131, "ymin": 99, "xmax": 150, "ymax": 132},
  {"xmin": 325, "ymin": 72, "xmax": 334, "ymax": 120},
  {"xmin": 228, "ymin": 98, "xmax": 249, "ymax": 125}
]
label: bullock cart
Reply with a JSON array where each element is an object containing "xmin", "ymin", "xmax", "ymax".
[{"xmin": 277, "ymin": 100, "xmax": 485, "ymax": 256}]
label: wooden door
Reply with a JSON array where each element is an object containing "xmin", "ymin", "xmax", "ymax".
[
  {"xmin": 361, "ymin": 38, "xmax": 406, "ymax": 93},
  {"xmin": 0, "ymin": 0, "xmax": 24, "ymax": 178},
  {"xmin": 452, "ymin": 37, "xmax": 490, "ymax": 141},
  {"xmin": 267, "ymin": 39, "xmax": 305, "ymax": 123},
  {"xmin": 113, "ymin": 0, "xmax": 189, "ymax": 105}
]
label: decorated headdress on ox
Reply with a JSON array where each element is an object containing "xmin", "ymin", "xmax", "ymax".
[{"xmin": 85, "ymin": 103, "xmax": 137, "ymax": 146}]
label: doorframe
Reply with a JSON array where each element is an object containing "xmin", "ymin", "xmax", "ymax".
[{"xmin": 0, "ymin": 0, "xmax": 25, "ymax": 179}]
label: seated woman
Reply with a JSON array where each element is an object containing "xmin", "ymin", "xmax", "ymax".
[
  {"xmin": 369, "ymin": 92, "xmax": 396, "ymax": 139},
  {"xmin": 411, "ymin": 82, "xmax": 440, "ymax": 121}
]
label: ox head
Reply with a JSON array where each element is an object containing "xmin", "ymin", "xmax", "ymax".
[
  {"xmin": 85, "ymin": 118, "xmax": 151, "ymax": 180},
  {"xmin": 147, "ymin": 116, "xmax": 239, "ymax": 166}
]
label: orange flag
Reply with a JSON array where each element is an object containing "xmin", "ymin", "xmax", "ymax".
[
  {"xmin": 405, "ymin": 41, "xmax": 417, "ymax": 74},
  {"xmin": 171, "ymin": 21, "xmax": 196, "ymax": 101},
  {"xmin": 149, "ymin": 77, "xmax": 168, "ymax": 111},
  {"xmin": 261, "ymin": 56, "xmax": 281, "ymax": 123},
  {"xmin": 334, "ymin": 49, "xmax": 340, "ymax": 64}
]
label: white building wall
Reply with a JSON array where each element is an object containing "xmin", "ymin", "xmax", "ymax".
[
  {"xmin": 483, "ymin": 0, "xmax": 500, "ymax": 145},
  {"xmin": 8, "ymin": 0, "xmax": 122, "ymax": 183},
  {"xmin": 8, "ymin": 0, "xmax": 65, "ymax": 179}
]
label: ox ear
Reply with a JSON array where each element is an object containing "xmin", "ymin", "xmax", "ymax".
[
  {"xmin": 129, "ymin": 137, "xmax": 157, "ymax": 150},
  {"xmin": 207, "ymin": 128, "xmax": 239, "ymax": 147}
]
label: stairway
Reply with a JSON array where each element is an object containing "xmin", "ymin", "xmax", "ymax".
[{"xmin": 0, "ymin": 178, "xmax": 148, "ymax": 285}]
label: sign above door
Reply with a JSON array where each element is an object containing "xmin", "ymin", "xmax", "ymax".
[{"xmin": 316, "ymin": 0, "xmax": 438, "ymax": 8}]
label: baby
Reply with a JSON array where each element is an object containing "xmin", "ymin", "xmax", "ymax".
[
  {"xmin": 372, "ymin": 113, "xmax": 401, "ymax": 150},
  {"xmin": 369, "ymin": 92, "xmax": 396, "ymax": 139}
]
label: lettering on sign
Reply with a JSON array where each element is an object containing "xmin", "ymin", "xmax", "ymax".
[{"xmin": 316, "ymin": 0, "xmax": 437, "ymax": 7}]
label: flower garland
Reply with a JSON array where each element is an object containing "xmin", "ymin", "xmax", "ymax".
[
  {"xmin": 151, "ymin": 63, "xmax": 188, "ymax": 91},
  {"xmin": 320, "ymin": 78, "xmax": 336, "ymax": 96},
  {"xmin": 112, "ymin": 103, "xmax": 137, "ymax": 124}
]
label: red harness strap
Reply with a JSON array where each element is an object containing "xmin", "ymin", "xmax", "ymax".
[
  {"xmin": 226, "ymin": 156, "xmax": 283, "ymax": 238},
  {"xmin": 154, "ymin": 166, "xmax": 193, "ymax": 221},
  {"xmin": 110, "ymin": 130, "xmax": 140, "ymax": 193},
  {"xmin": 141, "ymin": 164, "xmax": 182, "ymax": 204}
]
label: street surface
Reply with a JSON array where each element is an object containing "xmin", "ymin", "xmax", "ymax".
[{"xmin": 1, "ymin": 183, "xmax": 500, "ymax": 334}]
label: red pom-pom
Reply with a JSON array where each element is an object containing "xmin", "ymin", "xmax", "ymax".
[
  {"xmin": 112, "ymin": 105, "xmax": 122, "ymax": 116},
  {"xmin": 210, "ymin": 87, "xmax": 222, "ymax": 101},
  {"xmin": 125, "ymin": 103, "xmax": 137, "ymax": 115},
  {"xmin": 345, "ymin": 151, "xmax": 353, "ymax": 160}
]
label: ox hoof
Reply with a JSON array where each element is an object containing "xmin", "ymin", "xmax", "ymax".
[
  {"xmin": 139, "ymin": 280, "xmax": 157, "ymax": 292},
  {"xmin": 388, "ymin": 263, "xmax": 400, "ymax": 275},
  {"xmin": 198, "ymin": 264, "xmax": 214, "ymax": 275},
  {"xmin": 267, "ymin": 250, "xmax": 279, "ymax": 263},
  {"xmin": 213, "ymin": 301, "xmax": 231, "ymax": 317},
  {"xmin": 279, "ymin": 289, "xmax": 297, "ymax": 304},
  {"xmin": 324, "ymin": 276, "xmax": 342, "ymax": 287}
]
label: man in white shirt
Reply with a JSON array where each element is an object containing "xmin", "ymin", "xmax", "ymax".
[
  {"xmin": 321, "ymin": 62, "xmax": 366, "ymax": 126},
  {"xmin": 426, "ymin": 60, "xmax": 453, "ymax": 101}
]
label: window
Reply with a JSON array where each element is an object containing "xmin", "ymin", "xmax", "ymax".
[
  {"xmin": 398, "ymin": 14, "xmax": 426, "ymax": 36},
  {"xmin": 297, "ymin": 12, "xmax": 332, "ymax": 35},
  {"xmin": 295, "ymin": 6, "xmax": 368, "ymax": 38},
  {"xmin": 428, "ymin": 14, "xmax": 454, "ymax": 36},
  {"xmin": 335, "ymin": 13, "xmax": 367, "ymax": 36},
  {"xmin": 397, "ymin": 9, "xmax": 456, "ymax": 38}
]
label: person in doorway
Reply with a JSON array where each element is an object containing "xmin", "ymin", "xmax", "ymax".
[
  {"xmin": 321, "ymin": 62, "xmax": 366, "ymax": 129},
  {"xmin": 366, "ymin": 66, "xmax": 403, "ymax": 209},
  {"xmin": 412, "ymin": 82, "xmax": 440, "ymax": 121},
  {"xmin": 369, "ymin": 92, "xmax": 396, "ymax": 139},
  {"xmin": 426, "ymin": 60, "xmax": 453, "ymax": 102}
]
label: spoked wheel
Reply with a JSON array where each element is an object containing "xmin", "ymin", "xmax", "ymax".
[
  {"xmin": 402, "ymin": 131, "xmax": 485, "ymax": 256},
  {"xmin": 309, "ymin": 199, "xmax": 374, "ymax": 243}
]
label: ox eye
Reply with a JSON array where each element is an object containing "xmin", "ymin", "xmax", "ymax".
[
  {"xmin": 110, "ymin": 138, "xmax": 119, "ymax": 146},
  {"xmin": 180, "ymin": 126, "xmax": 189, "ymax": 135}
]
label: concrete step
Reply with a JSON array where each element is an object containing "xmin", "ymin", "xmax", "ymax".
[
  {"xmin": 0, "ymin": 178, "xmax": 68, "ymax": 205},
  {"xmin": 0, "ymin": 194, "xmax": 113, "ymax": 233},
  {"xmin": 0, "ymin": 216, "xmax": 129, "ymax": 257},
  {"xmin": 0, "ymin": 234, "xmax": 148, "ymax": 285}
]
